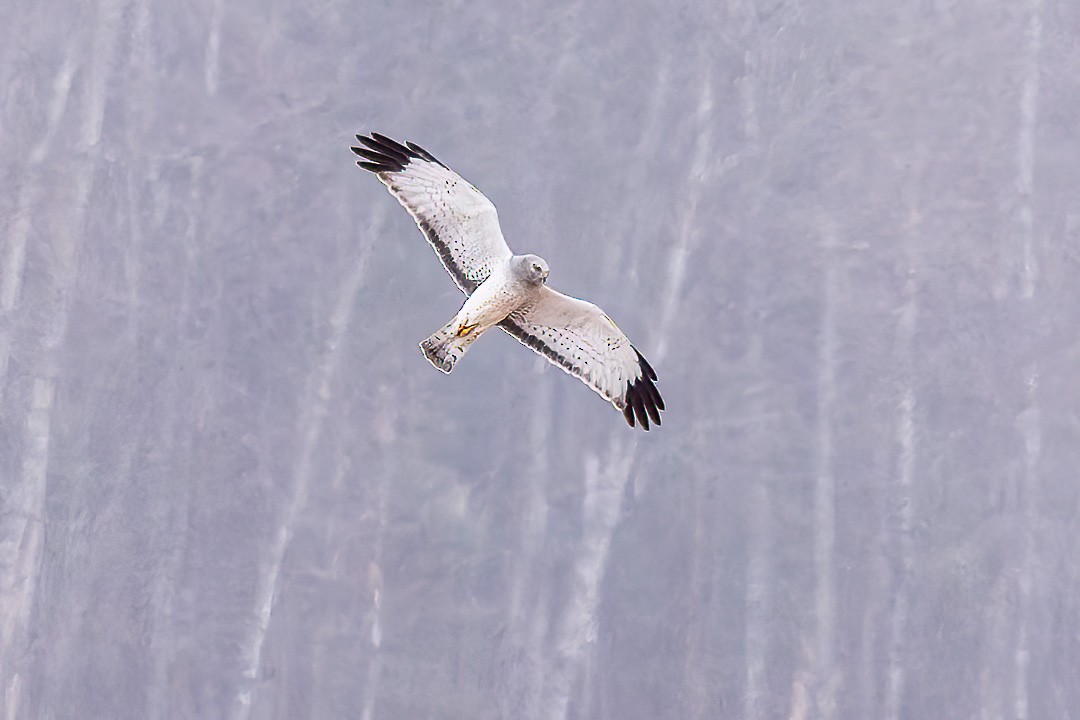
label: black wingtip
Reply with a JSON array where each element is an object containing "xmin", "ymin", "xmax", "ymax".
[
  {"xmin": 357, "ymin": 160, "xmax": 391, "ymax": 173},
  {"xmin": 352, "ymin": 132, "xmax": 448, "ymax": 174},
  {"xmin": 622, "ymin": 349, "xmax": 663, "ymax": 431},
  {"xmin": 634, "ymin": 391, "xmax": 650, "ymax": 430},
  {"xmin": 369, "ymin": 131, "xmax": 397, "ymax": 146},
  {"xmin": 352, "ymin": 133, "xmax": 409, "ymax": 173},
  {"xmin": 352, "ymin": 146, "xmax": 395, "ymax": 164},
  {"xmin": 635, "ymin": 349, "xmax": 658, "ymax": 382},
  {"xmin": 405, "ymin": 140, "xmax": 447, "ymax": 168}
]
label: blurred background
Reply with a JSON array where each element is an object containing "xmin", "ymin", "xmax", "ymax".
[{"xmin": 2, "ymin": 1, "xmax": 1079, "ymax": 718}]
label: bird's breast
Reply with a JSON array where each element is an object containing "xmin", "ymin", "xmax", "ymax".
[{"xmin": 460, "ymin": 274, "xmax": 529, "ymax": 327}]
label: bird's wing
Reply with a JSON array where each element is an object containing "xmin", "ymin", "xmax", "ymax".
[
  {"xmin": 499, "ymin": 286, "xmax": 664, "ymax": 429},
  {"xmin": 352, "ymin": 133, "xmax": 513, "ymax": 294}
]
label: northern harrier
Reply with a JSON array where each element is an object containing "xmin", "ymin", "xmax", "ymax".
[{"xmin": 351, "ymin": 133, "xmax": 664, "ymax": 429}]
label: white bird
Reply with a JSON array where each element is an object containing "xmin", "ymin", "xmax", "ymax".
[{"xmin": 352, "ymin": 133, "xmax": 664, "ymax": 429}]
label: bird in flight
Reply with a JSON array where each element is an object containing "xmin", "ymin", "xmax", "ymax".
[{"xmin": 351, "ymin": 133, "xmax": 664, "ymax": 429}]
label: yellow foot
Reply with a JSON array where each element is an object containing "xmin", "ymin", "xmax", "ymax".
[{"xmin": 456, "ymin": 322, "xmax": 479, "ymax": 338}]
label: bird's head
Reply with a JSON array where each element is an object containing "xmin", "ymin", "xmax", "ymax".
[{"xmin": 518, "ymin": 254, "xmax": 549, "ymax": 285}]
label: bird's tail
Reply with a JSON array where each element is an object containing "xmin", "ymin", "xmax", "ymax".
[{"xmin": 419, "ymin": 317, "xmax": 482, "ymax": 373}]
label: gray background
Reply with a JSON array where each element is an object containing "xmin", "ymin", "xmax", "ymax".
[{"xmin": 2, "ymin": 1, "xmax": 1079, "ymax": 718}]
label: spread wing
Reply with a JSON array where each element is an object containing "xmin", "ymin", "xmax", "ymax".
[
  {"xmin": 500, "ymin": 287, "xmax": 665, "ymax": 430},
  {"xmin": 352, "ymin": 132, "xmax": 512, "ymax": 294}
]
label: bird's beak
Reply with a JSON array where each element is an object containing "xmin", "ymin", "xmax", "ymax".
[{"xmin": 541, "ymin": 270, "xmax": 549, "ymax": 281}]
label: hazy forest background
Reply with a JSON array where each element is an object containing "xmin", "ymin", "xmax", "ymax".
[{"xmin": 2, "ymin": 1, "xmax": 1079, "ymax": 718}]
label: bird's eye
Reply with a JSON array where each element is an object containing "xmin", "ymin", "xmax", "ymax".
[{"xmin": 533, "ymin": 264, "xmax": 541, "ymax": 272}]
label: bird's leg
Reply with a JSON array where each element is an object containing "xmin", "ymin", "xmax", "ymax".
[{"xmin": 455, "ymin": 321, "xmax": 479, "ymax": 338}]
